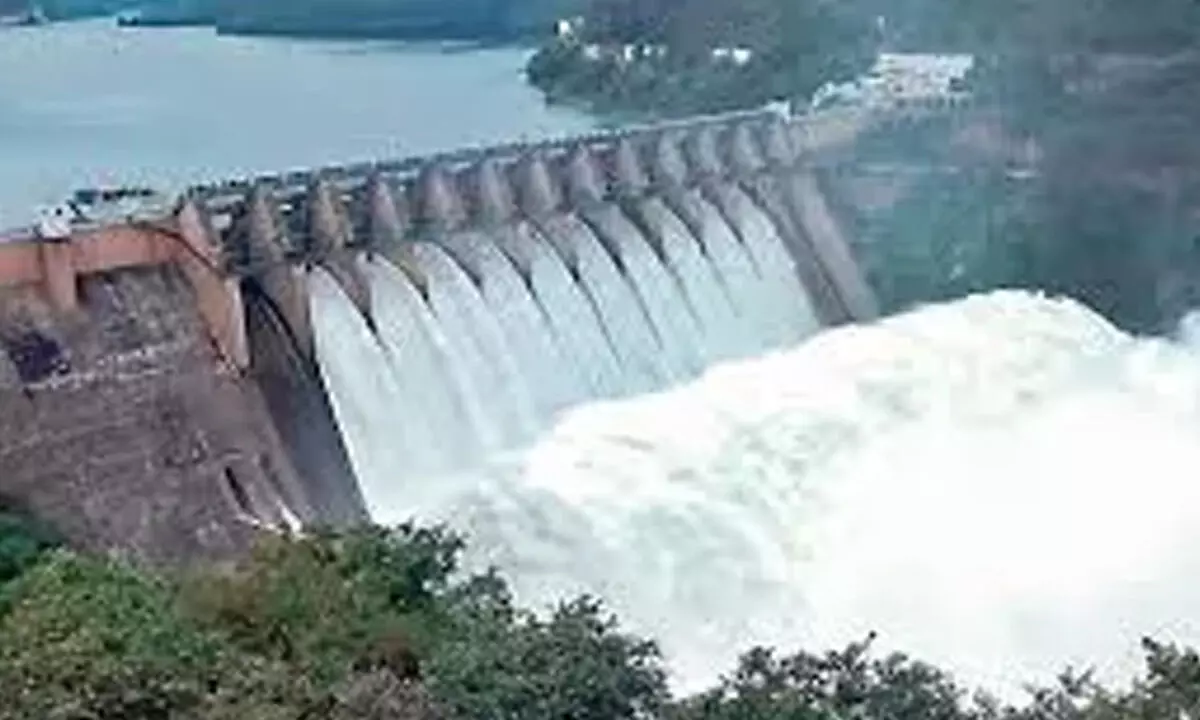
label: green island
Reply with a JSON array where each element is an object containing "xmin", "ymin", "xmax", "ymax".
[
  {"xmin": 525, "ymin": 0, "xmax": 877, "ymax": 118},
  {"xmin": 3, "ymin": 507, "xmax": 1200, "ymax": 720}
]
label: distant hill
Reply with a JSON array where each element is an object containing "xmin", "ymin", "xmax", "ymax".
[
  {"xmin": 4, "ymin": 0, "xmax": 580, "ymax": 40},
  {"xmin": 119, "ymin": 0, "xmax": 585, "ymax": 41}
]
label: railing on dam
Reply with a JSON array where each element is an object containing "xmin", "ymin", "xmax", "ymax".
[
  {"xmin": 191, "ymin": 106, "xmax": 800, "ymax": 209},
  {"xmin": 185, "ymin": 99, "xmax": 964, "ymax": 225}
]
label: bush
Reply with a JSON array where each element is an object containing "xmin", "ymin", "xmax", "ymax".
[
  {"xmin": 0, "ymin": 503, "xmax": 63, "ymax": 617},
  {"xmin": 0, "ymin": 553, "xmax": 303, "ymax": 719},
  {"xmin": 0, "ymin": 505, "xmax": 61, "ymax": 587},
  {"xmin": 668, "ymin": 636, "xmax": 986, "ymax": 720},
  {"xmin": 427, "ymin": 595, "xmax": 667, "ymax": 720},
  {"xmin": 3, "ymin": 522, "xmax": 1200, "ymax": 720}
]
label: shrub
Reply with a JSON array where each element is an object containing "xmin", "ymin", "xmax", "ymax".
[{"xmin": 0, "ymin": 552, "xmax": 302, "ymax": 719}]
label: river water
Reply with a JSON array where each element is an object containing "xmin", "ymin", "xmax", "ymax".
[{"xmin": 0, "ymin": 19, "xmax": 593, "ymax": 226}]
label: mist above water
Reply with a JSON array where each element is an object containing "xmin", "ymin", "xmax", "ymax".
[{"xmin": 377, "ymin": 289, "xmax": 1200, "ymax": 700}]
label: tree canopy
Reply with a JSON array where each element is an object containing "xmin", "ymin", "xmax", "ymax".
[
  {"xmin": 0, "ymin": 524, "xmax": 669, "ymax": 719},
  {"xmin": 852, "ymin": 0, "xmax": 1200, "ymax": 53},
  {"xmin": 3, "ymin": 517, "xmax": 1200, "ymax": 719},
  {"xmin": 527, "ymin": 0, "xmax": 878, "ymax": 117}
]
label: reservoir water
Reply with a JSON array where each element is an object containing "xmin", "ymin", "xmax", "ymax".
[{"xmin": 0, "ymin": 19, "xmax": 593, "ymax": 226}]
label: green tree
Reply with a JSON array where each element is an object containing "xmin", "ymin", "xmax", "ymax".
[
  {"xmin": 859, "ymin": 167, "xmax": 1035, "ymax": 313},
  {"xmin": 858, "ymin": 0, "xmax": 1200, "ymax": 52},
  {"xmin": 12, "ymin": 523, "xmax": 1200, "ymax": 720},
  {"xmin": 183, "ymin": 524, "xmax": 670, "ymax": 719},
  {"xmin": 179, "ymin": 524, "xmax": 464, "ymax": 692},
  {"xmin": 669, "ymin": 636, "xmax": 985, "ymax": 720},
  {"xmin": 428, "ymin": 594, "xmax": 668, "ymax": 720},
  {"xmin": 530, "ymin": 0, "xmax": 876, "ymax": 117},
  {"xmin": 0, "ymin": 552, "xmax": 302, "ymax": 720},
  {"xmin": 0, "ymin": 501, "xmax": 63, "ymax": 621}
]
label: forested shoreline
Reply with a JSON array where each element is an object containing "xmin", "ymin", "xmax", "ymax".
[
  {"xmin": 526, "ymin": 0, "xmax": 878, "ymax": 117},
  {"xmin": 9, "ymin": 0, "xmax": 587, "ymax": 41}
]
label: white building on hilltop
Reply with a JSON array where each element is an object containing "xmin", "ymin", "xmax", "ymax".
[{"xmin": 811, "ymin": 53, "xmax": 975, "ymax": 111}]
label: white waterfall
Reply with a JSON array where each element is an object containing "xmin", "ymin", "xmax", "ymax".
[
  {"xmin": 310, "ymin": 194, "xmax": 822, "ymax": 519},
  {"xmin": 362, "ymin": 258, "xmax": 485, "ymax": 477},
  {"xmin": 441, "ymin": 231, "xmax": 587, "ymax": 422},
  {"xmin": 306, "ymin": 182, "xmax": 1200, "ymax": 702},
  {"xmin": 497, "ymin": 224, "xmax": 627, "ymax": 400},
  {"xmin": 308, "ymin": 267, "xmax": 415, "ymax": 504},
  {"xmin": 408, "ymin": 242, "xmax": 540, "ymax": 452},
  {"xmin": 584, "ymin": 205, "xmax": 710, "ymax": 379},
  {"xmin": 636, "ymin": 197, "xmax": 752, "ymax": 364},
  {"xmin": 540, "ymin": 214, "xmax": 678, "ymax": 394},
  {"xmin": 710, "ymin": 184, "xmax": 823, "ymax": 346},
  {"xmin": 676, "ymin": 189, "xmax": 787, "ymax": 354}
]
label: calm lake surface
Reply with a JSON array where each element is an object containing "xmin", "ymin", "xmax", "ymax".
[{"xmin": 0, "ymin": 19, "xmax": 594, "ymax": 226}]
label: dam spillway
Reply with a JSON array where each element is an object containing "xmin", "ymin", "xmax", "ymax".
[
  {"xmin": 195, "ymin": 106, "xmax": 881, "ymax": 527},
  {"xmin": 0, "ymin": 104, "xmax": 884, "ymax": 560}
]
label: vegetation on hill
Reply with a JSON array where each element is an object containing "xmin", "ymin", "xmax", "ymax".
[
  {"xmin": 5, "ymin": 0, "xmax": 585, "ymax": 40},
  {"xmin": 963, "ymin": 7, "xmax": 1200, "ymax": 332},
  {"xmin": 526, "ymin": 0, "xmax": 878, "ymax": 117},
  {"xmin": 822, "ymin": 0, "xmax": 1200, "ymax": 333},
  {"xmin": 1, "ymin": 516, "xmax": 1200, "ymax": 719},
  {"xmin": 880, "ymin": 0, "xmax": 1200, "ymax": 54}
]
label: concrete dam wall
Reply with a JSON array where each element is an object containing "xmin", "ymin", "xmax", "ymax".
[
  {"xmin": 0, "ymin": 270, "xmax": 302, "ymax": 563},
  {"xmin": 0, "ymin": 106, "xmax": 889, "ymax": 561}
]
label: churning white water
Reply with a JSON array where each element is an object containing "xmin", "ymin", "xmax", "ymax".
[
  {"xmin": 371, "ymin": 290, "xmax": 1200, "ymax": 701},
  {"xmin": 309, "ymin": 186, "xmax": 1200, "ymax": 700},
  {"xmin": 310, "ymin": 196, "xmax": 822, "ymax": 500}
]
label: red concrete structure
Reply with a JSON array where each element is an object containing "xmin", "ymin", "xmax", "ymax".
[{"xmin": 0, "ymin": 208, "xmax": 248, "ymax": 370}]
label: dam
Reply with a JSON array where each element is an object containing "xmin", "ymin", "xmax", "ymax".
[
  {"xmin": 7, "ymin": 96, "xmax": 1200, "ymax": 701},
  {"xmin": 0, "ymin": 103, "xmax": 906, "ymax": 561}
]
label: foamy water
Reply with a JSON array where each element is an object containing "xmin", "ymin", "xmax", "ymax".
[{"xmin": 379, "ymin": 290, "xmax": 1200, "ymax": 700}]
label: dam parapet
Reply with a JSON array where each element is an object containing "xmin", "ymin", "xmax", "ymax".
[
  {"xmin": 188, "ymin": 105, "xmax": 889, "ymax": 345},
  {"xmin": 0, "ymin": 102, "xmax": 946, "ymax": 561}
]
